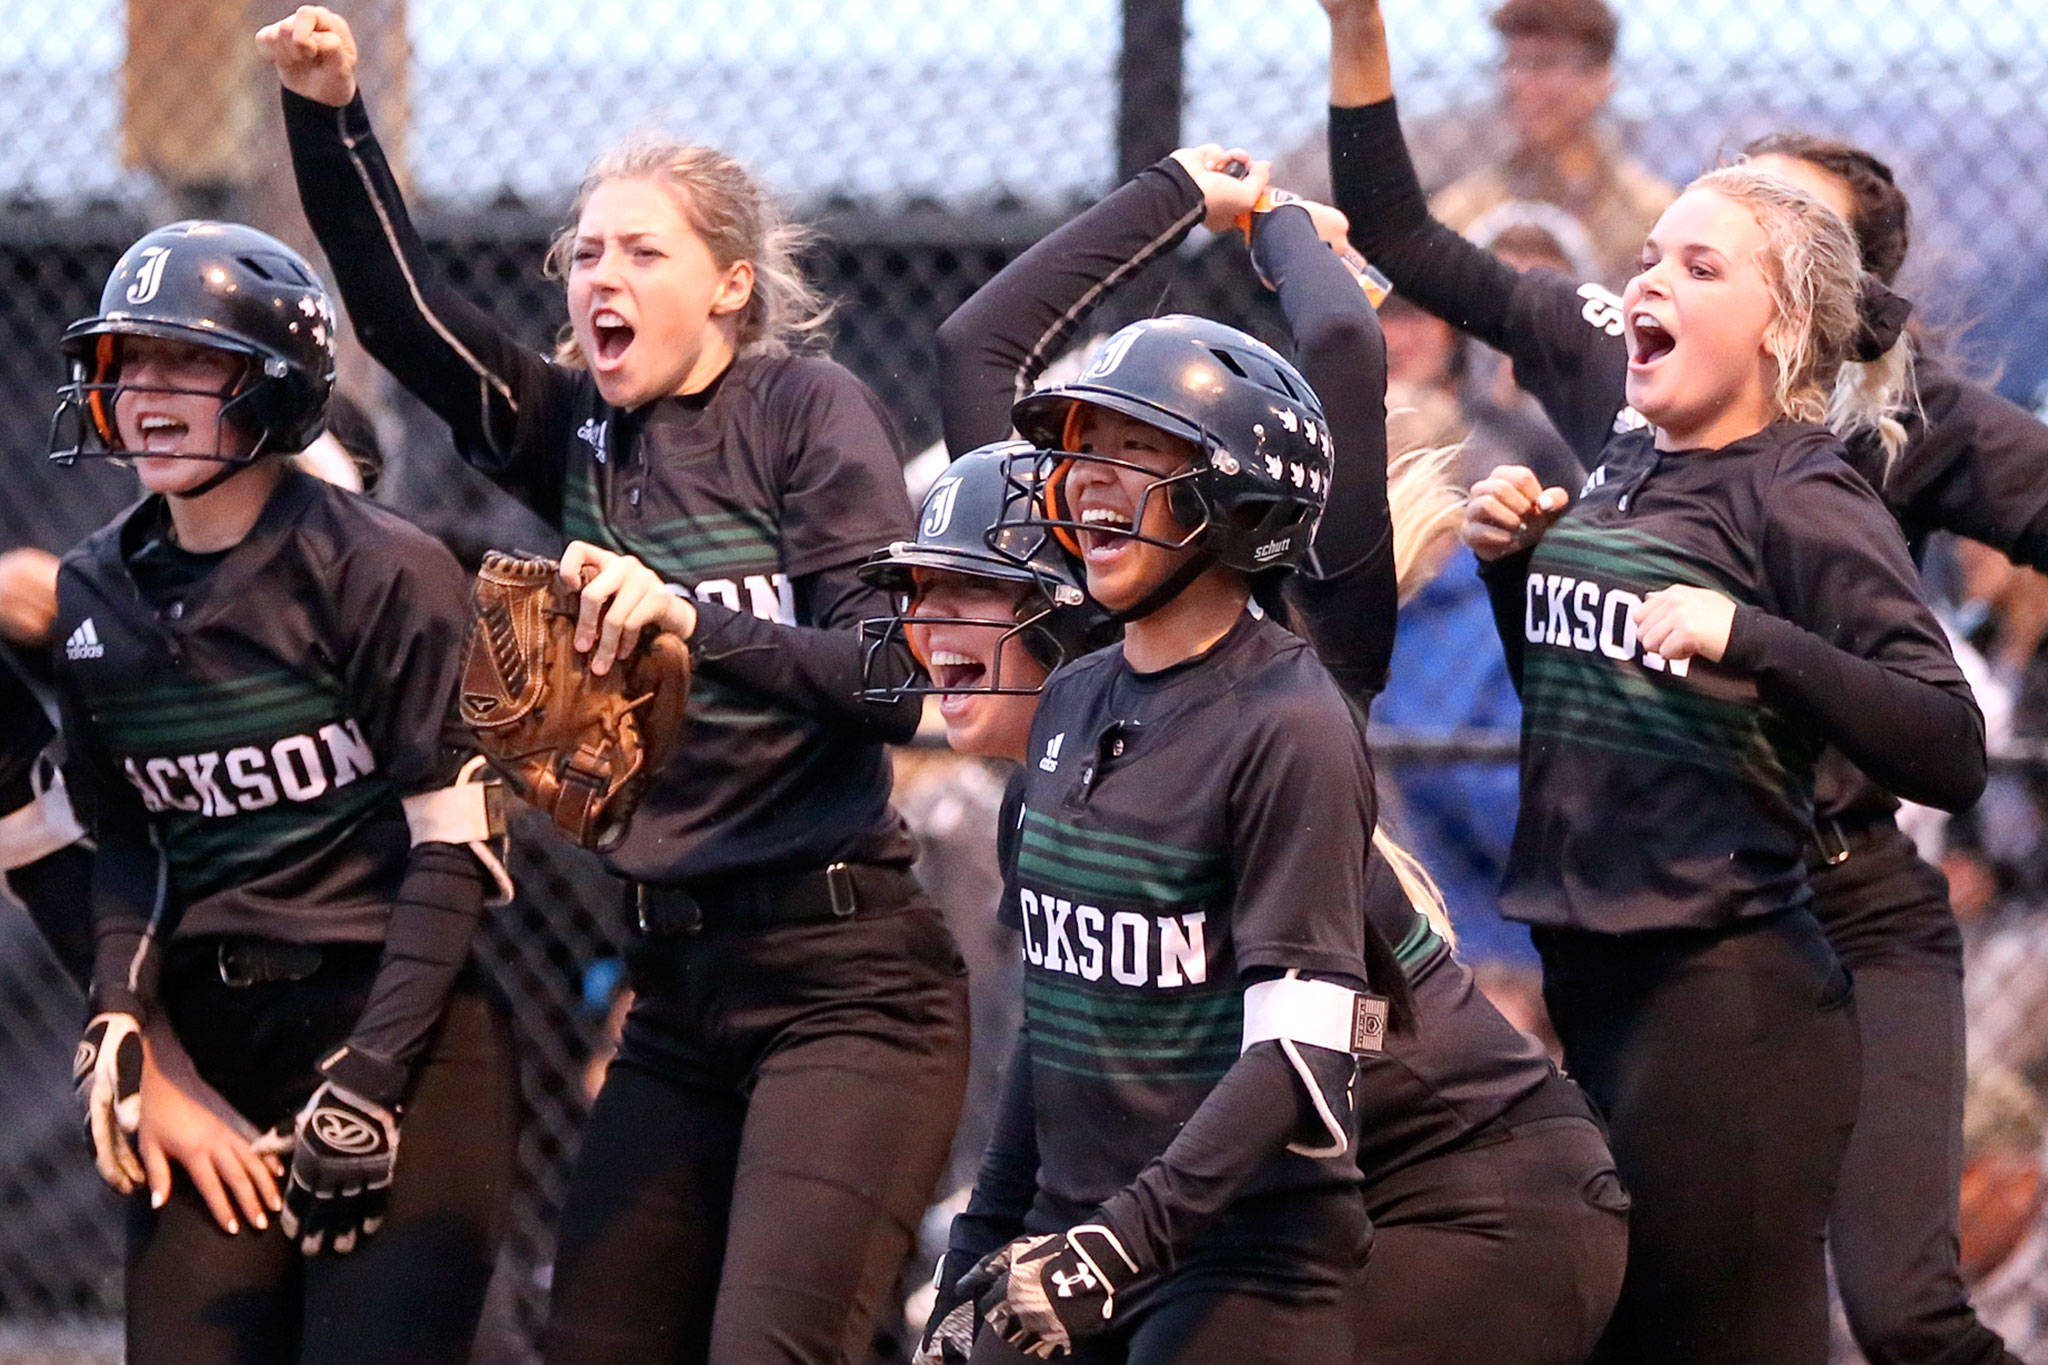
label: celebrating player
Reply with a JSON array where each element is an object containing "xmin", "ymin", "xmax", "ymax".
[
  {"xmin": 917, "ymin": 145, "xmax": 1627, "ymax": 1363},
  {"xmin": 1315, "ymin": 5, "xmax": 1985, "ymax": 1360},
  {"xmin": 1324, "ymin": 4, "xmax": 2046, "ymax": 1360},
  {"xmin": 260, "ymin": 7, "xmax": 970, "ymax": 1360},
  {"xmin": 48, "ymin": 221, "xmax": 513, "ymax": 1363}
]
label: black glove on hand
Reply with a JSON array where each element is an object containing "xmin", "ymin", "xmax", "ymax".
[
  {"xmin": 961, "ymin": 1223, "xmax": 1142, "ymax": 1358},
  {"xmin": 277, "ymin": 1080, "xmax": 399, "ymax": 1255},
  {"xmin": 75, "ymin": 1012, "xmax": 144, "ymax": 1192},
  {"xmin": 913, "ymin": 1278, "xmax": 981, "ymax": 1365}
]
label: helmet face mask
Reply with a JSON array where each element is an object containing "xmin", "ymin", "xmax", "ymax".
[
  {"xmin": 858, "ymin": 441, "xmax": 1111, "ymax": 703},
  {"xmin": 51, "ymin": 222, "xmax": 336, "ymax": 471},
  {"xmin": 1003, "ymin": 316, "xmax": 1334, "ymax": 585}
]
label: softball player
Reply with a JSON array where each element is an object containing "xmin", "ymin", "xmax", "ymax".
[
  {"xmin": 50, "ymin": 221, "xmax": 514, "ymax": 1364},
  {"xmin": 1322, "ymin": 10, "xmax": 1983, "ymax": 1353},
  {"xmin": 1325, "ymin": 5, "xmax": 2048, "ymax": 1359},
  {"xmin": 261, "ymin": 9, "xmax": 970, "ymax": 1361},
  {"xmin": 924, "ymin": 145, "xmax": 1626, "ymax": 1363}
]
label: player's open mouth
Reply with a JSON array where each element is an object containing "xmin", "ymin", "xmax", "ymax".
[
  {"xmin": 927, "ymin": 648, "xmax": 988, "ymax": 692},
  {"xmin": 1628, "ymin": 312, "xmax": 1676, "ymax": 370},
  {"xmin": 137, "ymin": 414, "xmax": 190, "ymax": 454},
  {"xmin": 1078, "ymin": 505, "xmax": 1136, "ymax": 562},
  {"xmin": 591, "ymin": 309, "xmax": 635, "ymax": 367}
]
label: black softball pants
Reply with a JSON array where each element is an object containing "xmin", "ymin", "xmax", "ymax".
[
  {"xmin": 1535, "ymin": 908, "xmax": 1861, "ymax": 1365},
  {"xmin": 1351, "ymin": 1113, "xmax": 1629, "ymax": 1364},
  {"xmin": 1812, "ymin": 818, "xmax": 2024, "ymax": 1365},
  {"xmin": 128, "ymin": 943, "xmax": 516, "ymax": 1365},
  {"xmin": 543, "ymin": 887, "xmax": 971, "ymax": 1365}
]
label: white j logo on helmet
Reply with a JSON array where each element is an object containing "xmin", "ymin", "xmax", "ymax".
[
  {"xmin": 125, "ymin": 247, "xmax": 172, "ymax": 306},
  {"xmin": 921, "ymin": 476, "xmax": 961, "ymax": 537}
]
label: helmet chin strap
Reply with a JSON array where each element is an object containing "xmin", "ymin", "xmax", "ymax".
[
  {"xmin": 168, "ymin": 456, "xmax": 260, "ymax": 500},
  {"xmin": 1105, "ymin": 548, "xmax": 1216, "ymax": 626}
]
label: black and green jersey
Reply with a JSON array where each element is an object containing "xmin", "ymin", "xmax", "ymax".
[
  {"xmin": 52, "ymin": 469, "xmax": 471, "ymax": 979},
  {"xmin": 1488, "ymin": 423, "xmax": 1979, "ymax": 932},
  {"xmin": 285, "ymin": 88, "xmax": 920, "ymax": 889},
  {"xmin": 1005, "ymin": 612, "xmax": 1374, "ymax": 1224}
]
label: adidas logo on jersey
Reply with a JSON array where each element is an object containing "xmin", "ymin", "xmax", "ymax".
[
  {"xmin": 64, "ymin": 619, "xmax": 104, "ymax": 661},
  {"xmin": 1038, "ymin": 732, "xmax": 1065, "ymax": 773},
  {"xmin": 577, "ymin": 418, "xmax": 609, "ymax": 463}
]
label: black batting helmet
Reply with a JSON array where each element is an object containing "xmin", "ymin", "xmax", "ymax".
[
  {"xmin": 858, "ymin": 441, "xmax": 1112, "ymax": 699},
  {"xmin": 1005, "ymin": 315, "xmax": 1334, "ymax": 576},
  {"xmin": 51, "ymin": 221, "xmax": 337, "ymax": 466}
]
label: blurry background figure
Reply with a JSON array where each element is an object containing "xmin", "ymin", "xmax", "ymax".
[
  {"xmin": 1429, "ymin": 0, "xmax": 1673, "ymax": 288},
  {"xmin": 1954, "ymin": 1069, "xmax": 2048, "ymax": 1356}
]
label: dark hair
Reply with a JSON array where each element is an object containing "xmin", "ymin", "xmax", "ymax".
[
  {"xmin": 1742, "ymin": 132, "xmax": 1912, "ymax": 286},
  {"xmin": 1491, "ymin": 0, "xmax": 1619, "ymax": 65}
]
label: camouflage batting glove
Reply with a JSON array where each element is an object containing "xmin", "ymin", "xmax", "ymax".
[{"xmin": 962, "ymin": 1223, "xmax": 1142, "ymax": 1358}]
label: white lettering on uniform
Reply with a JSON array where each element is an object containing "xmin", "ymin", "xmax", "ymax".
[
  {"xmin": 1158, "ymin": 912, "xmax": 1208, "ymax": 987},
  {"xmin": 1019, "ymin": 889, "xmax": 1045, "ymax": 966},
  {"xmin": 320, "ymin": 720, "xmax": 376, "ymax": 788},
  {"xmin": 175, "ymin": 753, "xmax": 233, "ymax": 817},
  {"xmin": 1109, "ymin": 912, "xmax": 1148, "ymax": 986},
  {"xmin": 1074, "ymin": 904, "xmax": 1105, "ymax": 981},
  {"xmin": 271, "ymin": 735, "xmax": 328, "ymax": 802},
  {"xmin": 226, "ymin": 746, "xmax": 278, "ymax": 810}
]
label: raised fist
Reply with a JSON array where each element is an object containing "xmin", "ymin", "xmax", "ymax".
[{"xmin": 255, "ymin": 5, "xmax": 360, "ymax": 108}]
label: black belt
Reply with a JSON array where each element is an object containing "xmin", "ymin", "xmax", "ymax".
[
  {"xmin": 213, "ymin": 937, "xmax": 327, "ymax": 987},
  {"xmin": 633, "ymin": 861, "xmax": 917, "ymax": 938}
]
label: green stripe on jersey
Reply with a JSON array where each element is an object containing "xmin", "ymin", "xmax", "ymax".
[
  {"xmin": 163, "ymin": 775, "xmax": 392, "ymax": 902},
  {"xmin": 564, "ymin": 471, "xmax": 780, "ymax": 582},
  {"xmin": 1535, "ymin": 520, "xmax": 1752, "ymax": 601},
  {"xmin": 1017, "ymin": 811, "xmax": 1225, "ymax": 905},
  {"xmin": 1521, "ymin": 649, "xmax": 1796, "ymax": 796},
  {"xmin": 1394, "ymin": 912, "xmax": 1442, "ymax": 969},
  {"xmin": 1026, "ymin": 974, "xmax": 1240, "ymax": 1081}
]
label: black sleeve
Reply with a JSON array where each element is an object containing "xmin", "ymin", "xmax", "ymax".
[
  {"xmin": 1092, "ymin": 1036, "xmax": 1355, "ymax": 1272},
  {"xmin": 1227, "ymin": 684, "xmax": 1374, "ymax": 980},
  {"xmin": 940, "ymin": 1032, "xmax": 1041, "ymax": 1291},
  {"xmin": 768, "ymin": 359, "xmax": 917, "ymax": 578},
  {"xmin": 54, "ymin": 663, "xmax": 163, "ymax": 1020},
  {"xmin": 1722, "ymin": 453, "xmax": 1986, "ymax": 812},
  {"xmin": 282, "ymin": 89, "xmax": 578, "ymax": 515},
  {"xmin": 323, "ymin": 844, "xmax": 484, "ymax": 1106},
  {"xmin": 1328, "ymin": 99, "xmax": 1631, "ymax": 463},
  {"xmin": 321, "ymin": 529, "xmax": 491, "ymax": 1102},
  {"xmin": 1889, "ymin": 355, "xmax": 2048, "ymax": 570},
  {"xmin": 1251, "ymin": 205, "xmax": 1398, "ymax": 704},
  {"xmin": 935, "ymin": 159, "xmax": 1206, "ymax": 455},
  {"xmin": 688, "ymin": 559, "xmax": 921, "ymax": 742}
]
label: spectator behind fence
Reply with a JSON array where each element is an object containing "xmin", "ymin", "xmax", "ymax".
[{"xmin": 1430, "ymin": 0, "xmax": 1674, "ymax": 289}]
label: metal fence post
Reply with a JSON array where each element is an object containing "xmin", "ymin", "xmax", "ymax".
[{"xmin": 1117, "ymin": 0, "xmax": 1185, "ymax": 183}]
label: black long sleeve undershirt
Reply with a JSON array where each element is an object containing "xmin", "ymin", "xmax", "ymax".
[
  {"xmin": 690, "ymin": 561, "xmax": 922, "ymax": 742},
  {"xmin": 941, "ymin": 1032, "xmax": 1042, "ymax": 1292},
  {"xmin": 1328, "ymin": 99, "xmax": 1629, "ymax": 468},
  {"xmin": 1251, "ymin": 206, "xmax": 1398, "ymax": 704},
  {"xmin": 935, "ymin": 160, "xmax": 1205, "ymax": 454},
  {"xmin": 283, "ymin": 88, "xmax": 575, "ymax": 509},
  {"xmin": 1092, "ymin": 1035, "xmax": 1355, "ymax": 1274},
  {"xmin": 325, "ymin": 841, "xmax": 487, "ymax": 1107}
]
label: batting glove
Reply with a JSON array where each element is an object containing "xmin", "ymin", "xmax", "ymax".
[
  {"xmin": 276, "ymin": 1080, "xmax": 399, "ymax": 1255},
  {"xmin": 914, "ymin": 1265, "xmax": 983, "ymax": 1365},
  {"xmin": 961, "ymin": 1224, "xmax": 1142, "ymax": 1357},
  {"xmin": 74, "ymin": 1012, "xmax": 145, "ymax": 1192}
]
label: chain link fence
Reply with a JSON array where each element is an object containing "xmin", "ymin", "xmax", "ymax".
[{"xmin": 4, "ymin": 1, "xmax": 2048, "ymax": 1360}]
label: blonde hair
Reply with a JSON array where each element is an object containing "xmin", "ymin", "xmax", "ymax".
[
  {"xmin": 1372, "ymin": 828, "xmax": 1457, "ymax": 948},
  {"xmin": 1386, "ymin": 440, "xmax": 1468, "ymax": 604},
  {"xmin": 545, "ymin": 137, "xmax": 831, "ymax": 366},
  {"xmin": 1688, "ymin": 165, "xmax": 1910, "ymax": 457}
]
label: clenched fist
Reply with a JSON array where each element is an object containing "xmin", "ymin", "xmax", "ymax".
[
  {"xmin": 1460, "ymin": 465, "xmax": 1570, "ymax": 561},
  {"xmin": 255, "ymin": 5, "xmax": 359, "ymax": 108}
]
